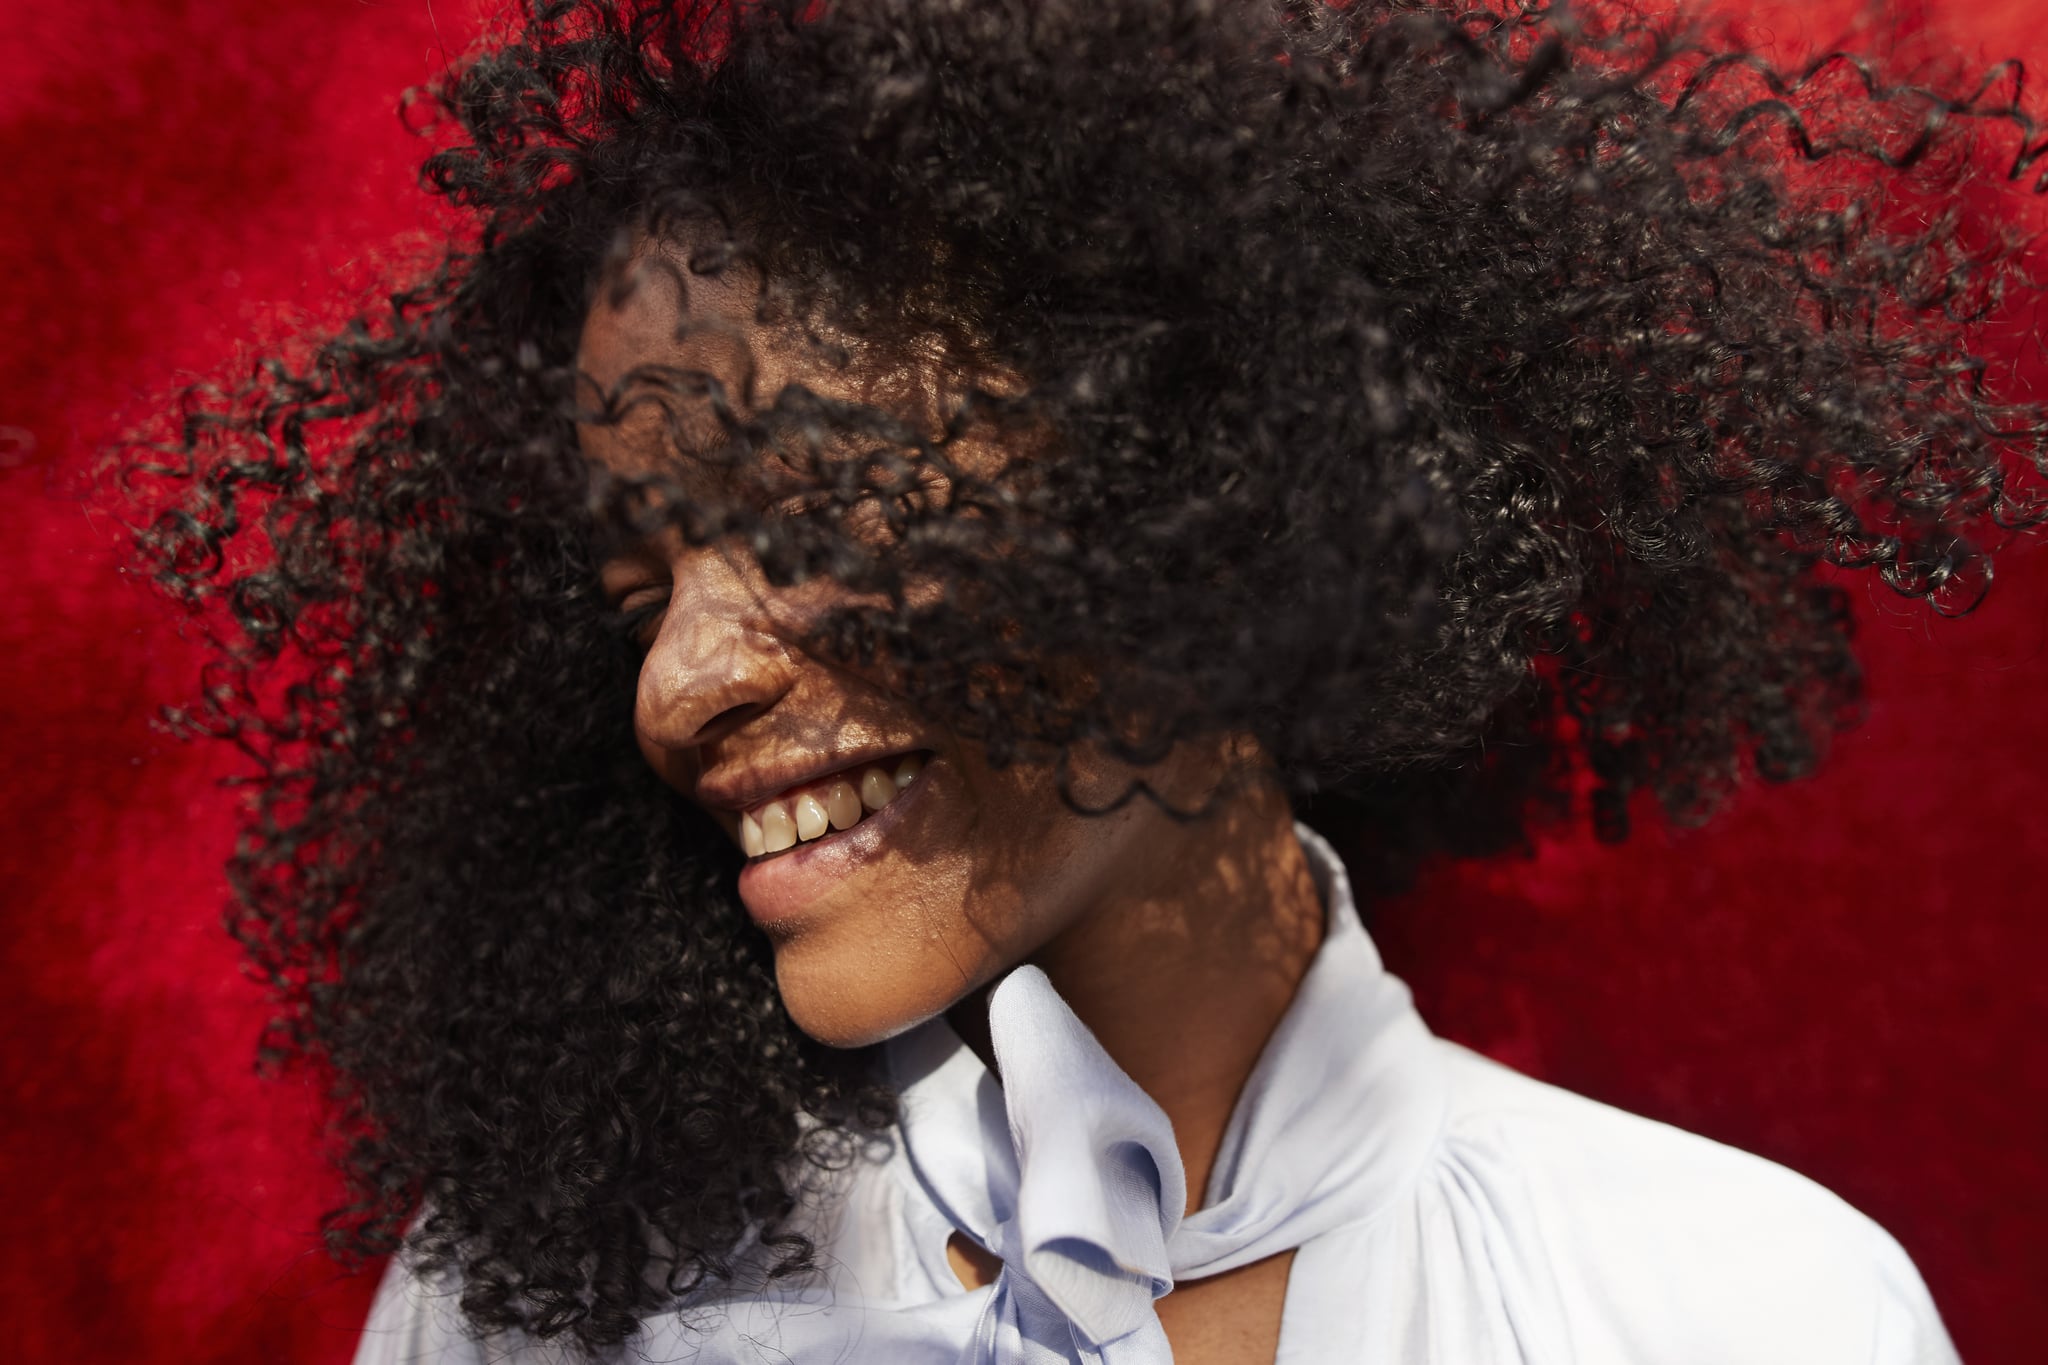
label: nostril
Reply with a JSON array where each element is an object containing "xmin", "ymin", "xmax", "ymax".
[{"xmin": 691, "ymin": 701, "xmax": 765, "ymax": 747}]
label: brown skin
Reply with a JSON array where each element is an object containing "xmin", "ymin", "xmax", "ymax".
[{"xmin": 579, "ymin": 239, "xmax": 1324, "ymax": 1363}]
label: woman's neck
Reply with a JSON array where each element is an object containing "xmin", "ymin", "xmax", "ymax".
[{"xmin": 946, "ymin": 784, "xmax": 1326, "ymax": 1215}]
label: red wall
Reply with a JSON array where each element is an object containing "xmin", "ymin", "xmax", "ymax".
[{"xmin": 2, "ymin": 2, "xmax": 2042, "ymax": 1361}]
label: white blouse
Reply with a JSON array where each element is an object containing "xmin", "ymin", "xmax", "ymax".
[{"xmin": 355, "ymin": 825, "xmax": 1961, "ymax": 1365}]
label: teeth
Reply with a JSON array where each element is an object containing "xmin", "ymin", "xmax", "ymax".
[
  {"xmin": 794, "ymin": 792, "xmax": 830, "ymax": 842},
  {"xmin": 743, "ymin": 756, "xmax": 928, "ymax": 858},
  {"xmin": 824, "ymin": 779, "xmax": 863, "ymax": 830},
  {"xmin": 760, "ymin": 800, "xmax": 797, "ymax": 853}
]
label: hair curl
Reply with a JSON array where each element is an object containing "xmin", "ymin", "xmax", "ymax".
[{"xmin": 120, "ymin": 0, "xmax": 2048, "ymax": 1352}]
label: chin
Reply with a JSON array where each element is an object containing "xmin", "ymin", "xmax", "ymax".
[{"xmin": 773, "ymin": 947, "xmax": 959, "ymax": 1049}]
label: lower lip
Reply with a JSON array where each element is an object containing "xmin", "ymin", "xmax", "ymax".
[{"xmin": 735, "ymin": 760, "xmax": 936, "ymax": 928}]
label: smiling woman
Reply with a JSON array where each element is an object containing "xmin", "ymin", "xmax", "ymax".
[{"xmin": 119, "ymin": 0, "xmax": 2048, "ymax": 1362}]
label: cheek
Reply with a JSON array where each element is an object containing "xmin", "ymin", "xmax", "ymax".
[{"xmin": 959, "ymin": 761, "xmax": 1117, "ymax": 933}]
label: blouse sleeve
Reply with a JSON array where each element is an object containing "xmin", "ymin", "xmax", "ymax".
[
  {"xmin": 1869, "ymin": 1228, "xmax": 1963, "ymax": 1365},
  {"xmin": 1396, "ymin": 1043, "xmax": 1969, "ymax": 1365}
]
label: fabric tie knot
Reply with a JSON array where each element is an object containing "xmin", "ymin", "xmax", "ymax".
[{"xmin": 964, "ymin": 964, "xmax": 1186, "ymax": 1361}]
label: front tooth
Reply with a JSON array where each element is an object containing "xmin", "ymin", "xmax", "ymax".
[
  {"xmin": 825, "ymin": 779, "xmax": 863, "ymax": 830},
  {"xmin": 760, "ymin": 800, "xmax": 797, "ymax": 853},
  {"xmin": 794, "ymin": 792, "xmax": 829, "ymax": 841},
  {"xmin": 741, "ymin": 810, "xmax": 766, "ymax": 858},
  {"xmin": 860, "ymin": 767, "xmax": 896, "ymax": 812},
  {"xmin": 894, "ymin": 754, "xmax": 924, "ymax": 789}
]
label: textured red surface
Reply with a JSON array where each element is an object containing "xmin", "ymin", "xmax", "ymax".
[{"xmin": 2, "ymin": 3, "xmax": 2043, "ymax": 1363}]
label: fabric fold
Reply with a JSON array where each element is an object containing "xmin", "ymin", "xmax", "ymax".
[{"xmin": 992, "ymin": 964, "xmax": 1181, "ymax": 1349}]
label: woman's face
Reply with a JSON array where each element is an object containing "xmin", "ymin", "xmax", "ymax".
[{"xmin": 577, "ymin": 242, "xmax": 1224, "ymax": 1048}]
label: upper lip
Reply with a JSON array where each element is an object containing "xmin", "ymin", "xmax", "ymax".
[{"xmin": 694, "ymin": 745, "xmax": 928, "ymax": 812}]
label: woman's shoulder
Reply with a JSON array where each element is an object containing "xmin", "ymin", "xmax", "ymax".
[
  {"xmin": 351, "ymin": 1254, "xmax": 496, "ymax": 1365},
  {"xmin": 1379, "ymin": 1038, "xmax": 1960, "ymax": 1365},
  {"xmin": 347, "ymin": 1154, "xmax": 937, "ymax": 1365}
]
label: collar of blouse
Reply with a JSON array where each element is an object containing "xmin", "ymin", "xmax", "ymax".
[{"xmin": 885, "ymin": 822, "xmax": 1451, "ymax": 1363}]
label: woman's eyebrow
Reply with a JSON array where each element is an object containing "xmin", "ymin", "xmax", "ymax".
[{"xmin": 592, "ymin": 521, "xmax": 680, "ymax": 576}]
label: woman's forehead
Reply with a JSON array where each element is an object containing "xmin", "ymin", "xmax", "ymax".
[
  {"xmin": 575, "ymin": 238, "xmax": 945, "ymax": 478},
  {"xmin": 578, "ymin": 245, "xmax": 765, "ymax": 470}
]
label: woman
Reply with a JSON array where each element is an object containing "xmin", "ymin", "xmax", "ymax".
[{"xmin": 130, "ymin": 0, "xmax": 2042, "ymax": 1360}]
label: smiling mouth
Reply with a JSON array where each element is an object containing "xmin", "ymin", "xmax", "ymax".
[{"xmin": 741, "ymin": 751, "xmax": 929, "ymax": 861}]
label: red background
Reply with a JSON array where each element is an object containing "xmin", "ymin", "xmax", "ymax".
[{"xmin": 2, "ymin": 2, "xmax": 2043, "ymax": 1361}]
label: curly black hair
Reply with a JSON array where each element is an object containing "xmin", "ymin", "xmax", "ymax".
[{"xmin": 119, "ymin": 0, "xmax": 2048, "ymax": 1352}]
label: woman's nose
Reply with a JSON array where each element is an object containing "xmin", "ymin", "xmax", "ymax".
[{"xmin": 635, "ymin": 551, "xmax": 799, "ymax": 754}]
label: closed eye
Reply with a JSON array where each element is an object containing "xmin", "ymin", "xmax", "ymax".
[
  {"xmin": 599, "ymin": 557, "xmax": 673, "ymax": 647},
  {"xmin": 610, "ymin": 588, "xmax": 670, "ymax": 647}
]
